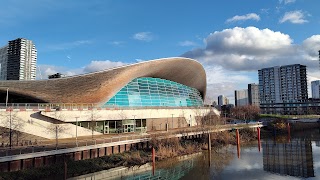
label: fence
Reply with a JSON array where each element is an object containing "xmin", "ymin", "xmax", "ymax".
[
  {"xmin": 0, "ymin": 103, "xmax": 208, "ymax": 111},
  {"xmin": 0, "ymin": 134, "xmax": 149, "ymax": 157},
  {"xmin": 0, "ymin": 123, "xmax": 263, "ymax": 158}
]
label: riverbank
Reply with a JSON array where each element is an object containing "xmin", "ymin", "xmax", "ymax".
[
  {"xmin": 0, "ymin": 151, "xmax": 151, "ymax": 180},
  {"xmin": 261, "ymin": 118, "xmax": 319, "ymax": 136},
  {"xmin": 0, "ymin": 129, "xmax": 257, "ymax": 180},
  {"xmin": 70, "ymin": 152, "xmax": 202, "ymax": 180}
]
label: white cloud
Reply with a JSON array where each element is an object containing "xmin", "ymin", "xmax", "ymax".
[
  {"xmin": 260, "ymin": 8, "xmax": 269, "ymax": 14},
  {"xmin": 135, "ymin": 59, "xmax": 145, "ymax": 62},
  {"xmin": 37, "ymin": 26, "xmax": 320, "ymax": 103},
  {"xmin": 279, "ymin": 0, "xmax": 296, "ymax": 4},
  {"xmin": 205, "ymin": 27, "xmax": 292, "ymax": 54},
  {"xmin": 284, "ymin": 0, "xmax": 296, "ymax": 4},
  {"xmin": 44, "ymin": 67, "xmax": 57, "ymax": 77},
  {"xmin": 132, "ymin": 32, "xmax": 154, "ymax": 42},
  {"xmin": 178, "ymin": 40, "xmax": 197, "ymax": 47},
  {"xmin": 110, "ymin": 41, "xmax": 125, "ymax": 46},
  {"xmin": 37, "ymin": 60, "xmax": 126, "ymax": 79},
  {"xmin": 182, "ymin": 26, "xmax": 320, "ymax": 101},
  {"xmin": 36, "ymin": 65, "xmax": 82, "ymax": 79},
  {"xmin": 83, "ymin": 60, "xmax": 126, "ymax": 73},
  {"xmin": 279, "ymin": 10, "xmax": 308, "ymax": 24},
  {"xmin": 205, "ymin": 65, "xmax": 255, "ymax": 104},
  {"xmin": 183, "ymin": 26, "xmax": 297, "ymax": 71},
  {"xmin": 307, "ymin": 71, "xmax": 320, "ymax": 98},
  {"xmin": 226, "ymin": 13, "xmax": 260, "ymax": 23}
]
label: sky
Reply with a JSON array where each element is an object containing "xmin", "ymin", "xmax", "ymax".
[{"xmin": 0, "ymin": 0, "xmax": 320, "ymax": 104}]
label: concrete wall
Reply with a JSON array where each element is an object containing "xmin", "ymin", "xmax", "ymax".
[
  {"xmin": 0, "ymin": 107, "xmax": 219, "ymax": 139},
  {"xmin": 42, "ymin": 107, "xmax": 218, "ymax": 132},
  {"xmin": 41, "ymin": 108, "xmax": 217, "ymax": 125},
  {"xmin": 0, "ymin": 110, "xmax": 101, "ymax": 139}
]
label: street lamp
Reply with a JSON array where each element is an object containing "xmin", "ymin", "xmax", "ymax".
[
  {"xmin": 166, "ymin": 117, "xmax": 169, "ymax": 131},
  {"xmin": 9, "ymin": 108, "xmax": 12, "ymax": 149},
  {"xmin": 75, "ymin": 116, "xmax": 79, "ymax": 146},
  {"xmin": 133, "ymin": 115, "xmax": 136, "ymax": 132},
  {"xmin": 171, "ymin": 114, "xmax": 174, "ymax": 129},
  {"xmin": 5, "ymin": 88, "xmax": 9, "ymax": 108}
]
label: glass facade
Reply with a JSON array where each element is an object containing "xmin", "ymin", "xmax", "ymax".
[
  {"xmin": 104, "ymin": 77, "xmax": 203, "ymax": 107},
  {"xmin": 73, "ymin": 119, "xmax": 147, "ymax": 134}
]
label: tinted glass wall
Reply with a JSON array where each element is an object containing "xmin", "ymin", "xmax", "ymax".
[{"xmin": 104, "ymin": 77, "xmax": 203, "ymax": 107}]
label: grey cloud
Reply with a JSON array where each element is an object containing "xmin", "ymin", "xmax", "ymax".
[{"xmin": 302, "ymin": 35, "xmax": 320, "ymax": 57}]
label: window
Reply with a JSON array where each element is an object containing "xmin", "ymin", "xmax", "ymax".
[{"xmin": 104, "ymin": 77, "xmax": 203, "ymax": 107}]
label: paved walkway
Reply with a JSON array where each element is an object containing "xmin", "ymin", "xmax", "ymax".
[{"xmin": 0, "ymin": 123, "xmax": 263, "ymax": 159}]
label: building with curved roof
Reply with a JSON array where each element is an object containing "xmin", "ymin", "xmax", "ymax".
[
  {"xmin": 0, "ymin": 57, "xmax": 219, "ymax": 139},
  {"xmin": 0, "ymin": 57, "xmax": 206, "ymax": 105}
]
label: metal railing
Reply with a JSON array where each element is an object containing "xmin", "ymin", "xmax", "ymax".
[
  {"xmin": 0, "ymin": 134, "xmax": 150, "ymax": 157},
  {"xmin": 0, "ymin": 123, "xmax": 263, "ymax": 158},
  {"xmin": 0, "ymin": 103, "xmax": 210, "ymax": 111}
]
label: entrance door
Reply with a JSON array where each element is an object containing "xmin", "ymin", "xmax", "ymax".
[
  {"xmin": 123, "ymin": 125, "xmax": 135, "ymax": 133},
  {"xmin": 104, "ymin": 121, "xmax": 109, "ymax": 134},
  {"xmin": 128, "ymin": 125, "xmax": 133, "ymax": 132},
  {"xmin": 123, "ymin": 125, "xmax": 128, "ymax": 133},
  {"xmin": 104, "ymin": 126, "xmax": 109, "ymax": 134}
]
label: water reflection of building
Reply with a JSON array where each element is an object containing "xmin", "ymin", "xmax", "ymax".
[
  {"xmin": 72, "ymin": 157, "xmax": 195, "ymax": 180},
  {"xmin": 125, "ymin": 159, "xmax": 194, "ymax": 180},
  {"xmin": 262, "ymin": 139, "xmax": 314, "ymax": 178}
]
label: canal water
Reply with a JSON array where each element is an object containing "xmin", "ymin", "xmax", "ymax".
[{"xmin": 73, "ymin": 129, "xmax": 320, "ymax": 180}]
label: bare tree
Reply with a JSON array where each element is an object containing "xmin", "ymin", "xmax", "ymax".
[
  {"xmin": 0, "ymin": 110, "xmax": 25, "ymax": 148},
  {"xmin": 197, "ymin": 108, "xmax": 222, "ymax": 127},
  {"xmin": 201, "ymin": 108, "xmax": 211, "ymax": 127},
  {"xmin": 46, "ymin": 111, "xmax": 67, "ymax": 149},
  {"xmin": 230, "ymin": 105, "xmax": 260, "ymax": 122},
  {"xmin": 47, "ymin": 124, "xmax": 67, "ymax": 149},
  {"xmin": 193, "ymin": 107, "xmax": 204, "ymax": 127},
  {"xmin": 178, "ymin": 110, "xmax": 186, "ymax": 128},
  {"xmin": 88, "ymin": 108, "xmax": 101, "ymax": 139},
  {"xmin": 177, "ymin": 116, "xmax": 182, "ymax": 128},
  {"xmin": 117, "ymin": 110, "xmax": 128, "ymax": 133},
  {"xmin": 117, "ymin": 110, "xmax": 127, "ymax": 121}
]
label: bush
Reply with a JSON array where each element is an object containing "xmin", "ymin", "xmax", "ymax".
[{"xmin": 268, "ymin": 119, "xmax": 288, "ymax": 132}]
